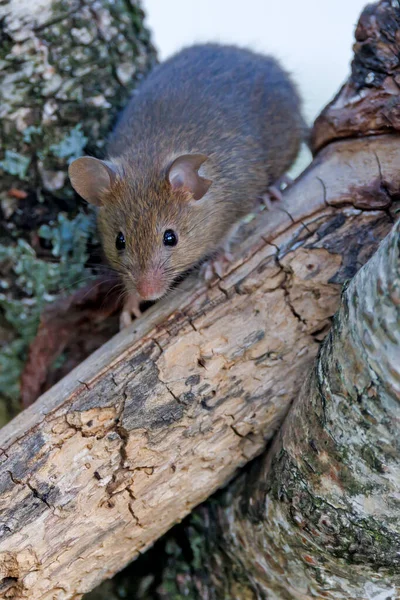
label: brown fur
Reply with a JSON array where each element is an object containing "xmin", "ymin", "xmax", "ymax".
[{"xmin": 88, "ymin": 44, "xmax": 306, "ymax": 299}]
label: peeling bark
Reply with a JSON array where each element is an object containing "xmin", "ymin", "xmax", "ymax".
[
  {"xmin": 1, "ymin": 1, "xmax": 400, "ymax": 597},
  {"xmin": 0, "ymin": 135, "xmax": 399, "ymax": 599}
]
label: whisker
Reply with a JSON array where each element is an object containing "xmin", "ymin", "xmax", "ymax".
[{"xmin": 99, "ymin": 282, "xmax": 125, "ymax": 311}]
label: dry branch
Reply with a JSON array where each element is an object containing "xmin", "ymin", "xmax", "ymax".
[{"xmin": 0, "ymin": 134, "xmax": 399, "ymax": 599}]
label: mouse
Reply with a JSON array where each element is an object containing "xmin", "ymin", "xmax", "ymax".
[{"xmin": 69, "ymin": 43, "xmax": 306, "ymax": 327}]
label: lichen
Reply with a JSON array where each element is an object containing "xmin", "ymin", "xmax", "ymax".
[
  {"xmin": 0, "ymin": 211, "xmax": 96, "ymax": 418},
  {"xmin": 49, "ymin": 125, "xmax": 88, "ymax": 163},
  {"xmin": 0, "ymin": 0, "xmax": 156, "ymax": 196},
  {"xmin": 0, "ymin": 151, "xmax": 31, "ymax": 179}
]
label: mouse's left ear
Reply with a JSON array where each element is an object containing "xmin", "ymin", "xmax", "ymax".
[{"xmin": 167, "ymin": 154, "xmax": 212, "ymax": 201}]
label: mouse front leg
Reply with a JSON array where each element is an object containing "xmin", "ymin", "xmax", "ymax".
[
  {"xmin": 261, "ymin": 173, "xmax": 293, "ymax": 209},
  {"xmin": 120, "ymin": 292, "xmax": 142, "ymax": 329},
  {"xmin": 202, "ymin": 249, "xmax": 234, "ymax": 282},
  {"xmin": 201, "ymin": 221, "xmax": 241, "ymax": 283}
]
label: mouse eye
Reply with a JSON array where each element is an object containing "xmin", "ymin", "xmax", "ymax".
[
  {"xmin": 115, "ymin": 231, "xmax": 126, "ymax": 251},
  {"xmin": 163, "ymin": 229, "xmax": 178, "ymax": 247}
]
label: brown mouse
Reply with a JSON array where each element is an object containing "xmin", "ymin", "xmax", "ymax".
[{"xmin": 69, "ymin": 43, "xmax": 306, "ymax": 326}]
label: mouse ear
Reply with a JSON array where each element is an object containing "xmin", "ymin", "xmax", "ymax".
[
  {"xmin": 167, "ymin": 154, "xmax": 212, "ymax": 201},
  {"xmin": 68, "ymin": 157, "xmax": 118, "ymax": 206}
]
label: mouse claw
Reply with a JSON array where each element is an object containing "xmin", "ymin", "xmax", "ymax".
[
  {"xmin": 202, "ymin": 250, "xmax": 234, "ymax": 283},
  {"xmin": 120, "ymin": 293, "xmax": 142, "ymax": 329},
  {"xmin": 261, "ymin": 174, "xmax": 293, "ymax": 209}
]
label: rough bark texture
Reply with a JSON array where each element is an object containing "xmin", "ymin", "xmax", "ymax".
[
  {"xmin": 0, "ymin": 134, "xmax": 399, "ymax": 599},
  {"xmin": 2, "ymin": 1, "xmax": 400, "ymax": 598},
  {"xmin": 0, "ymin": 0, "xmax": 156, "ymax": 422},
  {"xmin": 157, "ymin": 219, "xmax": 400, "ymax": 600},
  {"xmin": 0, "ymin": 0, "xmax": 154, "ymax": 197}
]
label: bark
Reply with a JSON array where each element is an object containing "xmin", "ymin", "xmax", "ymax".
[
  {"xmin": 1, "ymin": 0, "xmax": 399, "ymax": 598},
  {"xmin": 164, "ymin": 217, "xmax": 400, "ymax": 600},
  {"xmin": 0, "ymin": 0, "xmax": 155, "ymax": 197},
  {"xmin": 0, "ymin": 0, "xmax": 156, "ymax": 421},
  {"xmin": 0, "ymin": 134, "xmax": 399, "ymax": 599}
]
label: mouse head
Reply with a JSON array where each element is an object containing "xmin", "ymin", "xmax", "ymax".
[{"xmin": 69, "ymin": 154, "xmax": 213, "ymax": 301}]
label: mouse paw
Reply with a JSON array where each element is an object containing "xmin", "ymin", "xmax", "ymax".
[
  {"xmin": 261, "ymin": 174, "xmax": 293, "ymax": 209},
  {"xmin": 120, "ymin": 293, "xmax": 142, "ymax": 329},
  {"xmin": 202, "ymin": 250, "xmax": 234, "ymax": 283}
]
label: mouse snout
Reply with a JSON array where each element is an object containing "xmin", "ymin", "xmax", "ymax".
[{"xmin": 136, "ymin": 270, "xmax": 166, "ymax": 301}]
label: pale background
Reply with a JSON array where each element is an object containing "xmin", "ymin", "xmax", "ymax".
[
  {"xmin": 142, "ymin": 0, "xmax": 367, "ymax": 172},
  {"xmin": 143, "ymin": 0, "xmax": 366, "ymax": 123}
]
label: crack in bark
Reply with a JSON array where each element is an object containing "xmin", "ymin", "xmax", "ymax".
[
  {"xmin": 165, "ymin": 384, "xmax": 181, "ymax": 404},
  {"xmin": 151, "ymin": 338, "xmax": 164, "ymax": 354},
  {"xmin": 230, "ymin": 425, "xmax": 247, "ymax": 439},
  {"xmin": 114, "ymin": 394, "xmax": 129, "ymax": 468},
  {"xmin": 77, "ymin": 379, "xmax": 91, "ymax": 390},
  {"xmin": 276, "ymin": 206, "xmax": 296, "ymax": 224},
  {"xmin": 317, "ymin": 176, "xmax": 328, "ymax": 206},
  {"xmin": 104, "ymin": 395, "xmax": 130, "ymax": 499},
  {"xmin": 7, "ymin": 470, "xmax": 52, "ymax": 511},
  {"xmin": 187, "ymin": 316, "xmax": 198, "ymax": 332},
  {"xmin": 275, "ymin": 255, "xmax": 308, "ymax": 326},
  {"xmin": 217, "ymin": 283, "xmax": 229, "ymax": 299}
]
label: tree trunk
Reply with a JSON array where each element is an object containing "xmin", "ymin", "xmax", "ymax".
[{"xmin": 0, "ymin": 0, "xmax": 156, "ymax": 422}]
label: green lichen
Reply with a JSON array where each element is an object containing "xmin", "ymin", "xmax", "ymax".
[
  {"xmin": 23, "ymin": 126, "xmax": 42, "ymax": 144},
  {"xmin": 38, "ymin": 211, "xmax": 96, "ymax": 287},
  {"xmin": 0, "ymin": 339, "xmax": 26, "ymax": 423},
  {"xmin": 0, "ymin": 0, "xmax": 156, "ymax": 196},
  {"xmin": 361, "ymin": 444, "xmax": 385, "ymax": 474},
  {"xmin": 50, "ymin": 125, "xmax": 88, "ymax": 163},
  {"xmin": 0, "ymin": 151, "xmax": 31, "ymax": 179}
]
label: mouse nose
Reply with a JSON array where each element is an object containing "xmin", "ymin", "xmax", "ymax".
[{"xmin": 136, "ymin": 272, "xmax": 166, "ymax": 301}]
